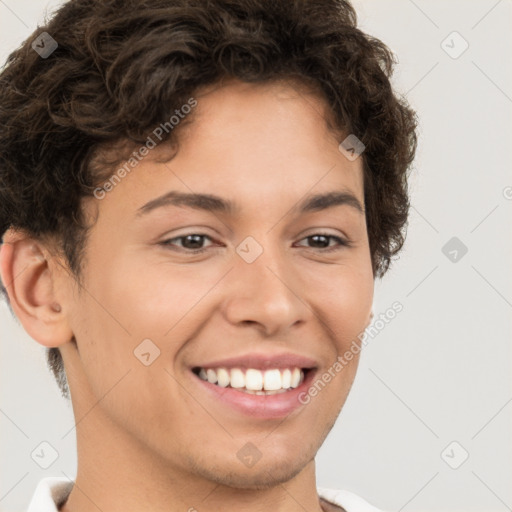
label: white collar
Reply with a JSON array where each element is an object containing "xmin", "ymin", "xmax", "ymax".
[{"xmin": 27, "ymin": 477, "xmax": 385, "ymax": 512}]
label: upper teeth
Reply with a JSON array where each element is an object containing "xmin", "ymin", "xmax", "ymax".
[{"xmin": 197, "ymin": 367, "xmax": 304, "ymax": 391}]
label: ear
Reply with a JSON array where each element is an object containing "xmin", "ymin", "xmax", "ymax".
[{"xmin": 0, "ymin": 228, "xmax": 73, "ymax": 347}]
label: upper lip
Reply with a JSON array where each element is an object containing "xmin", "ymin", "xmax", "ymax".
[{"xmin": 192, "ymin": 352, "xmax": 318, "ymax": 370}]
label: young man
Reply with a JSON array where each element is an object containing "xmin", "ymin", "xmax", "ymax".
[{"xmin": 0, "ymin": 1, "xmax": 417, "ymax": 511}]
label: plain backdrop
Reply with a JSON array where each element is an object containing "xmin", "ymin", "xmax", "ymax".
[{"xmin": 1, "ymin": 1, "xmax": 511, "ymax": 511}]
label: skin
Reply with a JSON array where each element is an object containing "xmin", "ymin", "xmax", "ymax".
[{"xmin": 0, "ymin": 79, "xmax": 374, "ymax": 512}]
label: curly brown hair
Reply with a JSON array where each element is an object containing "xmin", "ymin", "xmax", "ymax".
[{"xmin": 0, "ymin": 0, "xmax": 417, "ymax": 400}]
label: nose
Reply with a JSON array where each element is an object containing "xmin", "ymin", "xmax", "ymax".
[{"xmin": 222, "ymin": 245, "xmax": 308, "ymax": 337}]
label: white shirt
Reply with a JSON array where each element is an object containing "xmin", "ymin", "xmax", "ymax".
[{"xmin": 26, "ymin": 477, "xmax": 386, "ymax": 512}]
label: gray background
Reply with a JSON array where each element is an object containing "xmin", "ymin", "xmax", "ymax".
[{"xmin": 1, "ymin": 1, "xmax": 511, "ymax": 511}]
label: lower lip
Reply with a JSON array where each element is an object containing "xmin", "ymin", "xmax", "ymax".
[{"xmin": 190, "ymin": 369, "xmax": 316, "ymax": 419}]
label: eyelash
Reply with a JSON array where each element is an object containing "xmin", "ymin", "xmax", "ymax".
[{"xmin": 159, "ymin": 232, "xmax": 353, "ymax": 254}]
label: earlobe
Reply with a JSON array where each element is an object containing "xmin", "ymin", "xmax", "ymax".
[
  {"xmin": 0, "ymin": 228, "xmax": 73, "ymax": 348},
  {"xmin": 366, "ymin": 311, "xmax": 374, "ymax": 328}
]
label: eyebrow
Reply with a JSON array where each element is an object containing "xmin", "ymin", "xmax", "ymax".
[{"xmin": 136, "ymin": 189, "xmax": 364, "ymax": 217}]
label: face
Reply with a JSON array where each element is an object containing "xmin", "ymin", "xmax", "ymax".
[{"xmin": 57, "ymin": 79, "xmax": 374, "ymax": 489}]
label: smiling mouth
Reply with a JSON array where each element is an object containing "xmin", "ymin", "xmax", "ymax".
[{"xmin": 192, "ymin": 366, "xmax": 311, "ymax": 395}]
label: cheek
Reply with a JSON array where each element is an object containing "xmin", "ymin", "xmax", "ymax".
[
  {"xmin": 113, "ymin": 259, "xmax": 224, "ymax": 338},
  {"xmin": 302, "ymin": 265, "xmax": 372, "ymax": 411},
  {"xmin": 302, "ymin": 259, "xmax": 374, "ymax": 344},
  {"xmin": 77, "ymin": 248, "xmax": 223, "ymax": 361}
]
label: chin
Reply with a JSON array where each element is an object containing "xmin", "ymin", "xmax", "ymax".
[
  {"xmin": 197, "ymin": 458, "xmax": 310, "ymax": 490},
  {"xmin": 185, "ymin": 436, "xmax": 319, "ymax": 490}
]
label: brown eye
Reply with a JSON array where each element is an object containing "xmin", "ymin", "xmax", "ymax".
[
  {"xmin": 160, "ymin": 234, "xmax": 215, "ymax": 252},
  {"xmin": 296, "ymin": 233, "xmax": 352, "ymax": 251}
]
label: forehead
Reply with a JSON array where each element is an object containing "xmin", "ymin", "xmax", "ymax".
[
  {"xmin": 178, "ymin": 78, "xmax": 346, "ymax": 161},
  {"xmin": 88, "ymin": 79, "xmax": 364, "ymax": 221}
]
